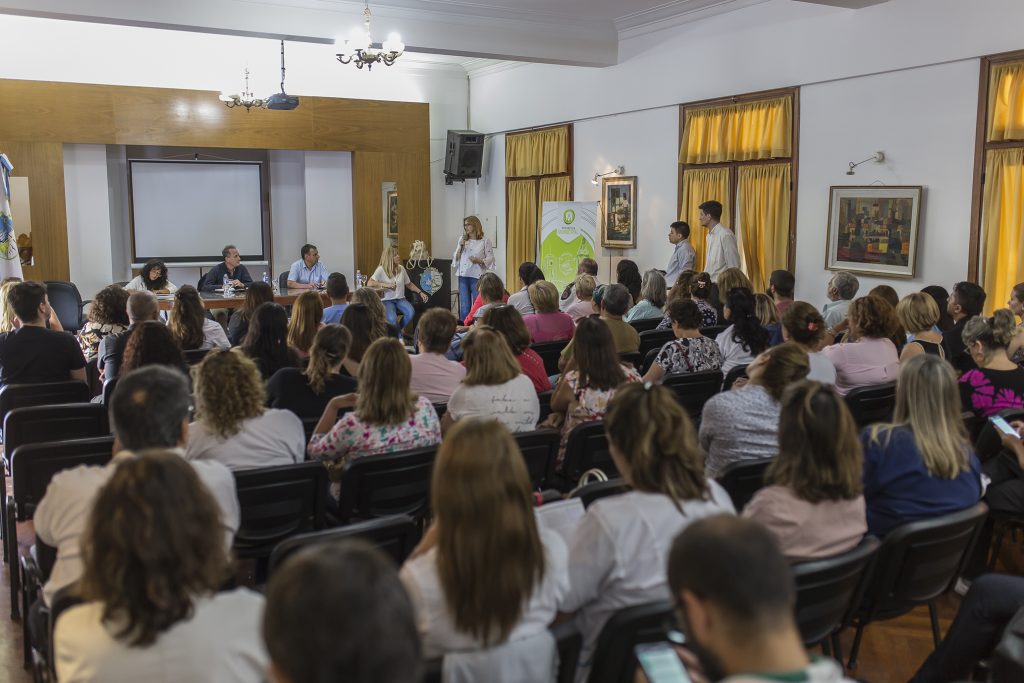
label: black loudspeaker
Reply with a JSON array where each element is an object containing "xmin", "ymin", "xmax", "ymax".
[{"xmin": 444, "ymin": 130, "xmax": 483, "ymax": 182}]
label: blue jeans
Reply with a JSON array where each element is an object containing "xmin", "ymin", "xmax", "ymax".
[
  {"xmin": 458, "ymin": 276, "xmax": 478, "ymax": 321},
  {"xmin": 383, "ymin": 297, "xmax": 415, "ymax": 331}
]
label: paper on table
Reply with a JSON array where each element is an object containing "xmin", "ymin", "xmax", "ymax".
[{"xmin": 534, "ymin": 498, "xmax": 586, "ymax": 546}]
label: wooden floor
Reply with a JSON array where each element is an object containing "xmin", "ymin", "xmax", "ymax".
[{"xmin": 0, "ymin": 524, "xmax": 1021, "ymax": 683}]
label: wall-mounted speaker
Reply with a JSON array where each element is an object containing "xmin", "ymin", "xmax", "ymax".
[{"xmin": 444, "ymin": 130, "xmax": 483, "ymax": 183}]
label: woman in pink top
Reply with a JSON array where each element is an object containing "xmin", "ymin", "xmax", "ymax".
[
  {"xmin": 821, "ymin": 296, "xmax": 900, "ymax": 395},
  {"xmin": 564, "ymin": 274, "xmax": 598, "ymax": 324},
  {"xmin": 743, "ymin": 381, "xmax": 866, "ymax": 561},
  {"xmin": 523, "ymin": 281, "xmax": 575, "ymax": 343}
]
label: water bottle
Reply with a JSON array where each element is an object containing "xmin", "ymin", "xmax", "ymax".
[
  {"xmin": 222, "ymin": 274, "xmax": 232, "ymax": 296},
  {"xmin": 262, "ymin": 271, "xmax": 269, "ymax": 285},
  {"xmin": 356, "ymin": 270, "xmax": 363, "ymax": 289}
]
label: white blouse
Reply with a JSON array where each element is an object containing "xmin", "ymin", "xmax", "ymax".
[
  {"xmin": 201, "ymin": 318, "xmax": 231, "ymax": 350},
  {"xmin": 370, "ymin": 265, "xmax": 411, "ymax": 301},
  {"xmin": 447, "ymin": 375, "xmax": 540, "ymax": 433},
  {"xmin": 125, "ymin": 275, "xmax": 178, "ymax": 293},
  {"xmin": 452, "ymin": 238, "xmax": 495, "ymax": 279}
]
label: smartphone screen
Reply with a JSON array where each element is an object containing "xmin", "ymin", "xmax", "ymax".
[
  {"xmin": 991, "ymin": 415, "xmax": 1019, "ymax": 438},
  {"xmin": 635, "ymin": 642, "xmax": 692, "ymax": 683}
]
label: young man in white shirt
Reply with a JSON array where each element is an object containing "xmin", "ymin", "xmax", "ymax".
[
  {"xmin": 665, "ymin": 221, "xmax": 696, "ymax": 287},
  {"xmin": 698, "ymin": 200, "xmax": 740, "ymax": 281}
]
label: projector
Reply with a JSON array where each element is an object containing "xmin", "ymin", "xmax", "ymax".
[{"xmin": 267, "ymin": 93, "xmax": 300, "ymax": 110}]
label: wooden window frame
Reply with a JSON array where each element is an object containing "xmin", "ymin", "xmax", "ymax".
[{"xmin": 677, "ymin": 86, "xmax": 800, "ymax": 271}]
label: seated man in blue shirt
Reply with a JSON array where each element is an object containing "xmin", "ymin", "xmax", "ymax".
[
  {"xmin": 322, "ymin": 273, "xmax": 350, "ymax": 324},
  {"xmin": 201, "ymin": 244, "xmax": 253, "ymax": 292},
  {"xmin": 288, "ymin": 244, "xmax": 329, "ymax": 289}
]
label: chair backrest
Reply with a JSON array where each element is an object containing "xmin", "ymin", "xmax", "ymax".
[
  {"xmin": 513, "ymin": 429, "xmax": 560, "ymax": 490},
  {"xmin": 278, "ymin": 271, "xmax": 288, "ymax": 292},
  {"xmin": 640, "ymin": 348, "xmax": 660, "ymax": 376},
  {"xmin": 572, "ymin": 478, "xmax": 630, "ymax": 508},
  {"xmin": 637, "ymin": 329, "xmax": 674, "ymax": 361},
  {"xmin": 792, "ymin": 536, "xmax": 881, "ymax": 646},
  {"xmin": 588, "ymin": 601, "xmax": 676, "ymax": 683},
  {"xmin": 531, "ymin": 341, "xmax": 569, "ymax": 376},
  {"xmin": 722, "ymin": 364, "xmax": 749, "ymax": 391},
  {"xmin": 716, "ymin": 457, "xmax": 774, "ymax": 512},
  {"xmin": 862, "ymin": 502, "xmax": 989, "ymax": 613},
  {"xmin": 336, "ymin": 445, "xmax": 438, "ymax": 523},
  {"xmin": 619, "ymin": 351, "xmax": 642, "ymax": 370},
  {"xmin": 662, "ymin": 370, "xmax": 723, "ymax": 424},
  {"xmin": 629, "ymin": 318, "xmax": 661, "ymax": 333},
  {"xmin": 844, "ymin": 381, "xmax": 897, "ymax": 428},
  {"xmin": 43, "ymin": 281, "xmax": 85, "ymax": 332},
  {"xmin": 101, "ymin": 377, "xmax": 119, "ymax": 405},
  {"xmin": 10, "ymin": 436, "xmax": 115, "ymax": 521},
  {"xmin": 4, "ymin": 403, "xmax": 110, "ymax": 456},
  {"xmin": 183, "ymin": 348, "xmax": 211, "ymax": 365},
  {"xmin": 701, "ymin": 324, "xmax": 728, "ymax": 339},
  {"xmin": 537, "ymin": 390, "xmax": 553, "ymax": 423},
  {"xmin": 0, "ymin": 381, "xmax": 91, "ymax": 423},
  {"xmin": 267, "ymin": 514, "xmax": 421, "ymax": 577},
  {"xmin": 561, "ymin": 420, "xmax": 615, "ymax": 489},
  {"xmin": 974, "ymin": 408, "xmax": 1024, "ymax": 461},
  {"xmin": 552, "ymin": 620, "xmax": 583, "ymax": 683},
  {"xmin": 231, "ymin": 461, "xmax": 329, "ymax": 560},
  {"xmin": 432, "ymin": 402, "xmax": 447, "ymax": 419}
]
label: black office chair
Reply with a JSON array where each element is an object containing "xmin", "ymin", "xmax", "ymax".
[
  {"xmin": 637, "ymin": 329, "xmax": 674, "ymax": 361},
  {"xmin": 722, "ymin": 364, "xmax": 749, "ymax": 391},
  {"xmin": 701, "ymin": 324, "xmax": 728, "ymax": 339},
  {"xmin": 335, "ymin": 445, "xmax": 438, "ymax": 524},
  {"xmin": 792, "ymin": 536, "xmax": 881, "ymax": 654},
  {"xmin": 531, "ymin": 341, "xmax": 570, "ymax": 376},
  {"xmin": 183, "ymin": 348, "xmax": 211, "ymax": 365},
  {"xmin": 846, "ymin": 502, "xmax": 989, "ymax": 669},
  {"xmin": 628, "ymin": 318, "xmax": 661, "ymax": 333},
  {"xmin": 21, "ymin": 539, "xmax": 57, "ymax": 672},
  {"xmin": 640, "ymin": 348, "xmax": 660, "ymax": 375},
  {"xmin": 619, "ymin": 351, "xmax": 642, "ymax": 369},
  {"xmin": 662, "ymin": 370, "xmax": 723, "ymax": 426},
  {"xmin": 587, "ymin": 601, "xmax": 677, "ymax": 683},
  {"xmin": 537, "ymin": 390, "xmax": 553, "ymax": 423},
  {"xmin": 844, "ymin": 381, "xmax": 897, "ymax": 428},
  {"xmin": 571, "ymin": 478, "xmax": 630, "ymax": 508},
  {"xmin": 513, "ymin": 429, "xmax": 560, "ymax": 491},
  {"xmin": 560, "ymin": 420, "xmax": 615, "ymax": 491},
  {"xmin": 279, "ymin": 271, "xmax": 289, "ymax": 293},
  {"xmin": 553, "ymin": 619, "xmax": 584, "ymax": 683},
  {"xmin": 43, "ymin": 281, "xmax": 86, "ymax": 333},
  {"xmin": 431, "ymin": 402, "xmax": 447, "ymax": 420},
  {"xmin": 267, "ymin": 514, "xmax": 421, "ymax": 577},
  {"xmin": 0, "ymin": 381, "xmax": 91, "ymax": 430},
  {"xmin": 716, "ymin": 457, "xmax": 774, "ymax": 512}
]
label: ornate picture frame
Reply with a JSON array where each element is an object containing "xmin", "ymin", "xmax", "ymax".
[
  {"xmin": 825, "ymin": 185, "xmax": 923, "ymax": 278},
  {"xmin": 386, "ymin": 189, "xmax": 399, "ymax": 238},
  {"xmin": 601, "ymin": 176, "xmax": 637, "ymax": 249}
]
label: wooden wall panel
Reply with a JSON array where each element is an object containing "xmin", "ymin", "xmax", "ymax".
[{"xmin": 0, "ymin": 141, "xmax": 69, "ymax": 281}]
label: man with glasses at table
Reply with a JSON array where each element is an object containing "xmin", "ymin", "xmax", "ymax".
[{"xmin": 288, "ymin": 244, "xmax": 330, "ymax": 290}]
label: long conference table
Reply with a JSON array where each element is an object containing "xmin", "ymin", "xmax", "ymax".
[{"xmin": 155, "ymin": 288, "xmax": 328, "ymax": 311}]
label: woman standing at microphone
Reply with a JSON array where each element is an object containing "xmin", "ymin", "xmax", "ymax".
[{"xmin": 452, "ymin": 216, "xmax": 495, "ymax": 321}]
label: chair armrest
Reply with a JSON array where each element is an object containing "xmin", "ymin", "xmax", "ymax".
[{"xmin": 21, "ymin": 546, "xmax": 44, "ymax": 597}]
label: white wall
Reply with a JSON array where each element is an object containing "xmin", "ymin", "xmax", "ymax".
[
  {"xmin": 269, "ymin": 150, "xmax": 308, "ymax": 279},
  {"xmin": 304, "ymin": 152, "xmax": 355, "ymax": 282},
  {"xmin": 64, "ymin": 144, "xmax": 114, "ymax": 299}
]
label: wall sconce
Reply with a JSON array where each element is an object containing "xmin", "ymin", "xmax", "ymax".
[
  {"xmin": 847, "ymin": 151, "xmax": 885, "ymax": 175},
  {"xmin": 592, "ymin": 165, "xmax": 625, "ymax": 185}
]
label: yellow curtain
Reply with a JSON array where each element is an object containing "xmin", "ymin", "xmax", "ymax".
[
  {"xmin": 981, "ymin": 148, "xmax": 1024, "ymax": 313},
  {"xmin": 680, "ymin": 96, "xmax": 792, "ymax": 165},
  {"xmin": 989, "ymin": 62, "xmax": 1024, "ymax": 142},
  {"xmin": 507, "ymin": 179, "xmax": 538, "ymax": 285},
  {"xmin": 538, "ymin": 175, "xmax": 571, "ymax": 220},
  {"xmin": 737, "ymin": 164, "xmax": 791, "ymax": 291},
  {"xmin": 506, "ymin": 126, "xmax": 569, "ymax": 177},
  {"xmin": 680, "ymin": 167, "xmax": 731, "ymax": 272}
]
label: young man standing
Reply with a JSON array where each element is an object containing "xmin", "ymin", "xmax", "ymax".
[
  {"xmin": 699, "ymin": 200, "xmax": 740, "ymax": 281},
  {"xmin": 665, "ymin": 221, "xmax": 696, "ymax": 287},
  {"xmin": 943, "ymin": 281, "xmax": 987, "ymax": 375},
  {"xmin": 0, "ymin": 281, "xmax": 86, "ymax": 389}
]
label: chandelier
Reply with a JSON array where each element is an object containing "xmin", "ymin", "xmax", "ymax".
[
  {"xmin": 335, "ymin": 1, "xmax": 404, "ymax": 70},
  {"xmin": 218, "ymin": 69, "xmax": 266, "ymax": 111}
]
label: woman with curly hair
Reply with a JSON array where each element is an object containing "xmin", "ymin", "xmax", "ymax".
[
  {"xmin": 186, "ymin": 349, "xmax": 304, "ymax": 470},
  {"xmin": 77, "ymin": 285, "xmax": 130, "ymax": 361},
  {"xmin": 821, "ymin": 295, "xmax": 901, "ymax": 396},
  {"xmin": 125, "ymin": 259, "xmax": 178, "ymax": 294},
  {"xmin": 715, "ymin": 287, "xmax": 770, "ymax": 374},
  {"xmin": 168, "ymin": 286, "xmax": 229, "ymax": 351},
  {"xmin": 226, "ymin": 282, "xmax": 273, "ymax": 346},
  {"xmin": 120, "ymin": 321, "xmax": 187, "ymax": 376},
  {"xmin": 54, "ymin": 452, "xmax": 267, "ymax": 682},
  {"xmin": 240, "ymin": 302, "xmax": 300, "ymax": 380},
  {"xmin": 267, "ymin": 324, "xmax": 357, "ymax": 420},
  {"xmin": 287, "ymin": 290, "xmax": 324, "ymax": 360}
]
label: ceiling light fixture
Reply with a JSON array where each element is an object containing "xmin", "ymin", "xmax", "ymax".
[
  {"xmin": 335, "ymin": 1, "xmax": 404, "ymax": 70},
  {"xmin": 846, "ymin": 151, "xmax": 885, "ymax": 176},
  {"xmin": 218, "ymin": 68, "xmax": 266, "ymax": 111},
  {"xmin": 592, "ymin": 166, "xmax": 625, "ymax": 185}
]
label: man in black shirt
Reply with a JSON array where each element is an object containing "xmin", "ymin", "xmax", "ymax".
[
  {"xmin": 943, "ymin": 281, "xmax": 987, "ymax": 375},
  {"xmin": 0, "ymin": 281, "xmax": 86, "ymax": 388},
  {"xmin": 200, "ymin": 244, "xmax": 253, "ymax": 292},
  {"xmin": 97, "ymin": 290, "xmax": 160, "ymax": 382}
]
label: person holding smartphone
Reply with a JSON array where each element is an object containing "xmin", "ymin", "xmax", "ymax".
[
  {"xmin": 987, "ymin": 415, "xmax": 1024, "ymax": 519},
  {"xmin": 452, "ymin": 215, "xmax": 494, "ymax": 321}
]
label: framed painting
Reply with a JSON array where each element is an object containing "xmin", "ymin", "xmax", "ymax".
[
  {"xmin": 825, "ymin": 185, "xmax": 923, "ymax": 278},
  {"xmin": 601, "ymin": 176, "xmax": 637, "ymax": 249},
  {"xmin": 386, "ymin": 189, "xmax": 399, "ymax": 238}
]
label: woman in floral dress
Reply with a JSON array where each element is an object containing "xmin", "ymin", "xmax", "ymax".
[{"xmin": 76, "ymin": 285, "xmax": 130, "ymax": 361}]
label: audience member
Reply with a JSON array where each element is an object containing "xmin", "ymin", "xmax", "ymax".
[
  {"xmin": 240, "ymin": 302, "xmax": 300, "ymax": 380},
  {"xmin": 715, "ymin": 267, "xmax": 753, "ymax": 310},
  {"xmin": 54, "ymin": 452, "xmax": 264, "ymax": 683},
  {"xmin": 226, "ymin": 281, "xmax": 274, "ymax": 346},
  {"xmin": 120, "ymin": 321, "xmax": 187, "ymax": 376},
  {"xmin": 352, "ymin": 286, "xmax": 400, "ymax": 338},
  {"xmin": 943, "ymin": 281, "xmax": 987, "ymax": 375},
  {"xmin": 201, "ymin": 244, "xmax": 253, "ymax": 292},
  {"xmin": 453, "ymin": 215, "xmax": 496, "ymax": 320},
  {"xmin": 922, "ymin": 285, "xmax": 956, "ymax": 333},
  {"xmin": 169, "ymin": 285, "xmax": 230, "ymax": 351},
  {"xmin": 0, "ymin": 281, "xmax": 86, "ymax": 387},
  {"xmin": 287, "ymin": 290, "xmax": 324, "ymax": 360},
  {"xmin": 340, "ymin": 303, "xmax": 381, "ymax": 375},
  {"xmin": 287, "ymin": 243, "xmax": 329, "ymax": 290},
  {"xmin": 701, "ymin": 343, "xmax": 810, "ymax": 478},
  {"xmin": 369, "ymin": 245, "xmax": 428, "ymax": 330},
  {"xmin": 482, "ymin": 305, "xmax": 552, "ymax": 393},
  {"xmin": 321, "ymin": 272, "xmax": 351, "ymax": 324},
  {"xmin": 307, "ymin": 338, "xmax": 441, "ymax": 485},
  {"xmin": 861, "ymin": 354, "xmax": 982, "ymax": 536},
  {"xmin": 780, "ymin": 302, "xmax": 836, "ymax": 384},
  {"xmin": 689, "ymin": 271, "xmax": 719, "ymax": 327},
  {"xmin": 743, "ymin": 381, "xmax": 867, "ymax": 561},
  {"xmin": 562, "ymin": 383, "xmax": 734, "ymax": 678},
  {"xmin": 523, "ymin": 281, "xmax": 575, "ymax": 342},
  {"xmin": 897, "ymin": 292, "xmax": 946, "ymax": 361},
  {"xmin": 987, "ymin": 420, "xmax": 1024, "ymax": 538},
  {"xmin": 0, "ymin": 280, "xmax": 18, "ymax": 333},
  {"xmin": 665, "ymin": 517, "xmax": 852, "ymax": 683},
  {"xmin": 822, "ymin": 271, "xmax": 859, "ymax": 330},
  {"xmin": 821, "ymin": 295, "xmax": 900, "ymax": 396},
  {"xmin": 658, "ymin": 271, "xmax": 698, "ymax": 331},
  {"xmin": 959, "ymin": 309, "xmax": 1024, "ymax": 419},
  {"xmin": 754, "ymin": 292, "xmax": 784, "ymax": 346},
  {"xmin": 186, "ymin": 349, "xmax": 304, "ymax": 469},
  {"xmin": 409, "ymin": 308, "xmax": 466, "ymax": 403},
  {"xmin": 77, "ymin": 284, "xmax": 129, "ymax": 361},
  {"xmin": 267, "ymin": 325, "xmax": 357, "ymax": 420},
  {"xmin": 644, "ymin": 299, "xmax": 722, "ymax": 383},
  {"xmin": 665, "ymin": 221, "xmax": 696, "ymax": 287},
  {"xmin": 445, "ymin": 327, "xmax": 539, "ymax": 433},
  {"xmin": 769, "ymin": 269, "xmax": 795, "ymax": 315},
  {"xmin": 264, "ymin": 541, "xmax": 421, "ymax": 683},
  {"xmin": 624, "ymin": 269, "xmax": 667, "ymax": 322},
  {"xmin": 401, "ymin": 419, "xmax": 567, "ymax": 663},
  {"xmin": 559, "ymin": 258, "xmax": 599, "ymax": 312},
  {"xmin": 1008, "ymin": 282, "xmax": 1024, "ymax": 366},
  {"xmin": 563, "ymin": 273, "xmax": 598, "ymax": 324},
  {"xmin": 715, "ymin": 287, "xmax": 769, "ymax": 374},
  {"xmin": 545, "ymin": 317, "xmax": 640, "ymax": 465},
  {"xmin": 462, "ymin": 271, "xmax": 506, "ymax": 325},
  {"xmin": 616, "ymin": 259, "xmax": 642, "ymax": 305},
  {"xmin": 98, "ymin": 291, "xmax": 159, "ymax": 382},
  {"xmin": 126, "ymin": 258, "xmax": 178, "ymax": 293},
  {"xmin": 507, "ymin": 262, "xmax": 544, "ymax": 316},
  {"xmin": 869, "ymin": 284, "xmax": 900, "ymax": 309},
  {"xmin": 559, "ymin": 283, "xmax": 639, "ymax": 370}
]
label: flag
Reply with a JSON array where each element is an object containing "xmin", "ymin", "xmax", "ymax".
[{"xmin": 0, "ymin": 154, "xmax": 24, "ymax": 281}]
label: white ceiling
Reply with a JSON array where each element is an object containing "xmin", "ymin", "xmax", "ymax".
[{"xmin": 0, "ymin": 0, "xmax": 889, "ymax": 66}]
